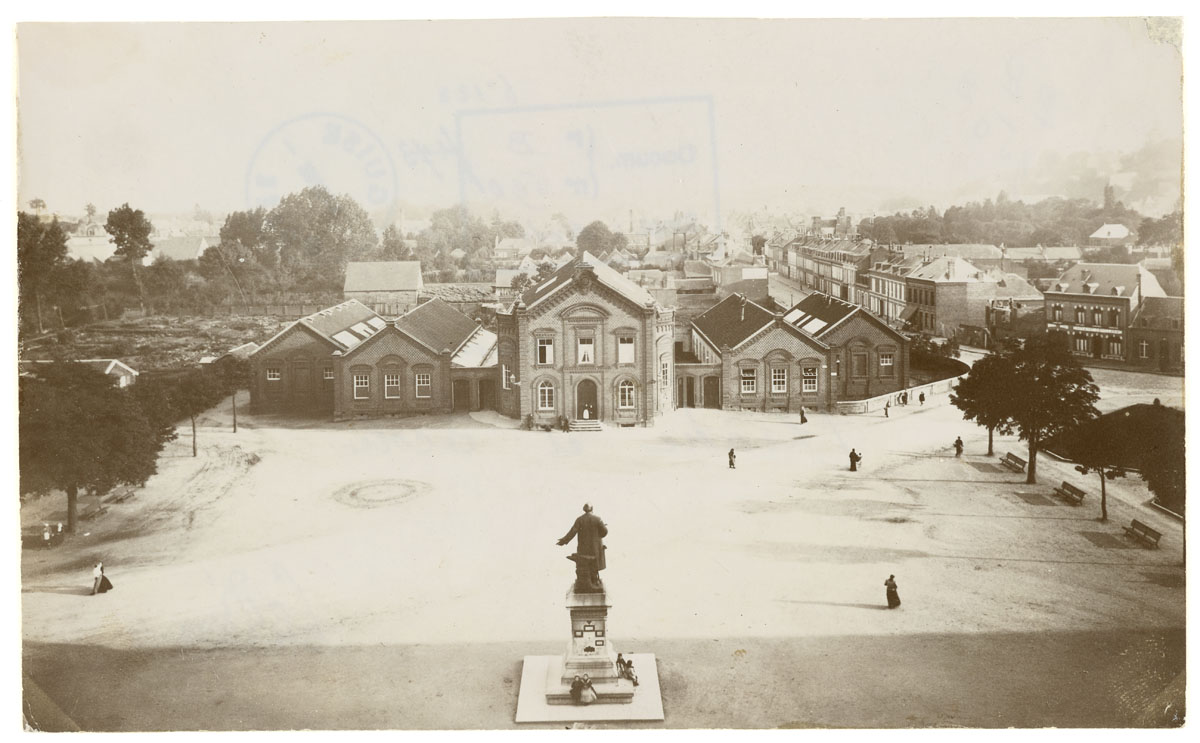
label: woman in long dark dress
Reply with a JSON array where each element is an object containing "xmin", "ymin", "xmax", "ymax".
[
  {"xmin": 97, "ymin": 564, "xmax": 113, "ymax": 594},
  {"xmin": 884, "ymin": 574, "xmax": 900, "ymax": 608}
]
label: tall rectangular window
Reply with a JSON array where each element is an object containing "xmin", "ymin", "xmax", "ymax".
[
  {"xmin": 384, "ymin": 373, "xmax": 401, "ymax": 399},
  {"xmin": 1108, "ymin": 339, "xmax": 1123, "ymax": 357},
  {"xmin": 1139, "ymin": 340, "xmax": 1150, "ymax": 359},
  {"xmin": 802, "ymin": 367, "xmax": 818, "ymax": 392},
  {"xmin": 266, "ymin": 367, "xmax": 281, "ymax": 381},
  {"xmin": 618, "ymin": 380, "xmax": 636, "ymax": 409},
  {"xmin": 1093, "ymin": 310, "xmax": 1103, "ymax": 326},
  {"xmin": 771, "ymin": 367, "xmax": 787, "ymax": 393},
  {"xmin": 1076, "ymin": 308, "xmax": 1086, "ymax": 324},
  {"xmin": 852, "ymin": 353, "xmax": 868, "ymax": 377},
  {"xmin": 661, "ymin": 361, "xmax": 670, "ymax": 387},
  {"xmin": 1053, "ymin": 305, "xmax": 1063, "ymax": 322},
  {"xmin": 536, "ymin": 338, "xmax": 554, "ymax": 365},
  {"xmin": 880, "ymin": 353, "xmax": 895, "ymax": 376},
  {"xmin": 577, "ymin": 337, "xmax": 594, "ymax": 365},
  {"xmin": 502, "ymin": 364, "xmax": 510, "ymax": 389},
  {"xmin": 618, "ymin": 336, "xmax": 635, "ymax": 364},
  {"xmin": 740, "ymin": 367, "xmax": 756, "ymax": 394},
  {"xmin": 415, "ymin": 373, "xmax": 431, "ymax": 398},
  {"xmin": 353, "ymin": 374, "xmax": 369, "ymax": 399},
  {"xmin": 1074, "ymin": 336, "xmax": 1090, "ymax": 353}
]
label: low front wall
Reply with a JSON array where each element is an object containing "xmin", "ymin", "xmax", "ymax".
[{"xmin": 834, "ymin": 371, "xmax": 968, "ymax": 415}]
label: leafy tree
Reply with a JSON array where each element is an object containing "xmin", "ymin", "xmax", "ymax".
[
  {"xmin": 105, "ymin": 203, "xmax": 155, "ymax": 312},
  {"xmin": 85, "ymin": 203, "xmax": 97, "ymax": 219},
  {"xmin": 378, "ymin": 224, "xmax": 411, "ymax": 261},
  {"xmin": 17, "ymin": 212, "xmax": 68, "ymax": 334},
  {"xmin": 1135, "ymin": 400, "xmax": 1185, "ymax": 516},
  {"xmin": 216, "ymin": 357, "xmax": 253, "ymax": 434},
  {"xmin": 1005, "ymin": 336, "xmax": 1100, "ymax": 484},
  {"xmin": 175, "ymin": 371, "xmax": 223, "ymax": 457},
  {"xmin": 949, "ymin": 352, "xmax": 1015, "ymax": 456},
  {"xmin": 1055, "ymin": 414, "xmax": 1126, "ymax": 521},
  {"xmin": 29, "ymin": 198, "xmax": 46, "ymax": 213},
  {"xmin": 576, "ymin": 220, "xmax": 615, "ymax": 254},
  {"xmin": 263, "ymin": 186, "xmax": 378, "ymax": 292},
  {"xmin": 510, "ymin": 272, "xmax": 534, "ymax": 295},
  {"xmin": 19, "ymin": 362, "xmax": 170, "ymax": 533}
]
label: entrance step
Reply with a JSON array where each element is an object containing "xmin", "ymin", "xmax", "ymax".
[{"xmin": 569, "ymin": 419, "xmax": 603, "ymax": 432}]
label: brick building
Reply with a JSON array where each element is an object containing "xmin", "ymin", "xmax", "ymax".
[
  {"xmin": 1044, "ymin": 263, "xmax": 1167, "ymax": 364},
  {"xmin": 1126, "ymin": 296, "xmax": 1183, "ymax": 374},
  {"xmin": 249, "ymin": 298, "xmax": 498, "ymax": 418},
  {"xmin": 676, "ymin": 292, "xmax": 908, "ymax": 411},
  {"xmin": 903, "ymin": 256, "xmax": 997, "ymax": 338},
  {"xmin": 494, "ymin": 251, "xmax": 675, "ymax": 427}
]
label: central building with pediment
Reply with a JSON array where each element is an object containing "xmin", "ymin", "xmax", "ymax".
[{"xmin": 494, "ymin": 251, "xmax": 676, "ymax": 427}]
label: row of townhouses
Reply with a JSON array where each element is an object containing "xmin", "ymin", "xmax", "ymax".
[{"xmin": 769, "ymin": 231, "xmax": 1182, "ymax": 374}]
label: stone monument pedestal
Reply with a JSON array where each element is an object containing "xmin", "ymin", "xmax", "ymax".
[{"xmin": 514, "ymin": 582, "xmax": 663, "ymax": 723}]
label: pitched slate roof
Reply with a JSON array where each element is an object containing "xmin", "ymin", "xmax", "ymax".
[
  {"xmin": 344, "ymin": 261, "xmax": 423, "ymax": 293},
  {"xmin": 421, "ymin": 283, "xmax": 493, "ymax": 303},
  {"xmin": 906, "ymin": 256, "xmax": 986, "ymax": 282},
  {"xmin": 1048, "ymin": 262, "xmax": 1166, "ymax": 298},
  {"xmin": 895, "ymin": 243, "xmax": 1002, "ymax": 261},
  {"xmin": 988, "ymin": 272, "xmax": 1043, "ymax": 300},
  {"xmin": 1132, "ymin": 296, "xmax": 1184, "ymax": 327},
  {"xmin": 683, "ymin": 260, "xmax": 713, "ymax": 278},
  {"xmin": 517, "ymin": 251, "xmax": 657, "ymax": 309},
  {"xmin": 692, "ymin": 294, "xmax": 777, "ymax": 350},
  {"xmin": 782, "ymin": 293, "xmax": 860, "ymax": 338},
  {"xmin": 1090, "ymin": 223, "xmax": 1131, "ymax": 240},
  {"xmin": 395, "ymin": 297, "xmax": 480, "ymax": 354},
  {"xmin": 145, "ymin": 236, "xmax": 211, "ymax": 263},
  {"xmin": 254, "ymin": 299, "xmax": 385, "ymax": 355}
]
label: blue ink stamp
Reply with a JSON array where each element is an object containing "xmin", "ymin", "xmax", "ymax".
[
  {"xmin": 246, "ymin": 112, "xmax": 399, "ymax": 220},
  {"xmin": 454, "ymin": 96, "xmax": 721, "ymax": 230}
]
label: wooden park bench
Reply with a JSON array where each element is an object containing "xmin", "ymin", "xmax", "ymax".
[
  {"xmin": 1122, "ymin": 519, "xmax": 1163, "ymax": 549},
  {"xmin": 104, "ymin": 486, "xmax": 136, "ymax": 504},
  {"xmin": 999, "ymin": 452, "xmax": 1027, "ymax": 473},
  {"xmin": 80, "ymin": 500, "xmax": 108, "ymax": 522},
  {"xmin": 1052, "ymin": 481, "xmax": 1087, "ymax": 506}
]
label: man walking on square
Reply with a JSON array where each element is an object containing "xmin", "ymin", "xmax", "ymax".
[
  {"xmin": 849, "ymin": 448, "xmax": 862, "ymax": 472},
  {"xmin": 954, "ymin": 436, "xmax": 964, "ymax": 457},
  {"xmin": 728, "ymin": 448, "xmax": 736, "ymax": 469}
]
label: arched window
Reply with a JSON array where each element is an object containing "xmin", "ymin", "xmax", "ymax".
[
  {"xmin": 618, "ymin": 380, "xmax": 636, "ymax": 409},
  {"xmin": 537, "ymin": 380, "xmax": 555, "ymax": 411}
]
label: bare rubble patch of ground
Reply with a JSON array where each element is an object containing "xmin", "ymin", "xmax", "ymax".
[{"xmin": 21, "ymin": 315, "xmax": 289, "ymax": 370}]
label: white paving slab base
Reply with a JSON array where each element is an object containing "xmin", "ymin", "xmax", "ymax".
[{"xmin": 515, "ymin": 653, "xmax": 664, "ymax": 723}]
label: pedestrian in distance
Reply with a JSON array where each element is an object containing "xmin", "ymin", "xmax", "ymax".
[
  {"xmin": 884, "ymin": 574, "xmax": 901, "ymax": 609},
  {"xmin": 728, "ymin": 448, "xmax": 736, "ymax": 469},
  {"xmin": 919, "ymin": 392, "xmax": 926, "ymax": 405},
  {"xmin": 884, "ymin": 400, "xmax": 890, "ymax": 418},
  {"xmin": 800, "ymin": 406, "xmax": 808, "ymax": 424},
  {"xmin": 90, "ymin": 562, "xmax": 112, "ymax": 595},
  {"xmin": 849, "ymin": 448, "xmax": 862, "ymax": 472},
  {"xmin": 953, "ymin": 436, "xmax": 964, "ymax": 457}
]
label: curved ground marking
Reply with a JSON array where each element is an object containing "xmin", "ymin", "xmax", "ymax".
[{"xmin": 331, "ymin": 479, "xmax": 431, "ymax": 509}]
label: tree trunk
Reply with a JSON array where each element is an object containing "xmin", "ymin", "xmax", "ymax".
[
  {"xmin": 66, "ymin": 484, "xmax": 78, "ymax": 534},
  {"xmin": 1099, "ymin": 471, "xmax": 1108, "ymax": 522},
  {"xmin": 986, "ymin": 425, "xmax": 995, "ymax": 456},
  {"xmin": 1025, "ymin": 436, "xmax": 1038, "ymax": 485},
  {"xmin": 131, "ymin": 255, "xmax": 147, "ymax": 314},
  {"xmin": 232, "ymin": 390, "xmax": 238, "ymax": 433},
  {"xmin": 191, "ymin": 413, "xmax": 197, "ymax": 457}
]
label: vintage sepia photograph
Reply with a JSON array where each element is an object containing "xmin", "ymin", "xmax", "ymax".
[{"xmin": 11, "ymin": 10, "xmax": 1187, "ymax": 732}]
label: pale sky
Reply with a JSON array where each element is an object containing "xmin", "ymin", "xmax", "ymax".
[{"xmin": 16, "ymin": 18, "xmax": 1184, "ymax": 228}]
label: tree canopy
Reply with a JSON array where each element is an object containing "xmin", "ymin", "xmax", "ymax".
[
  {"xmin": 20, "ymin": 362, "xmax": 172, "ymax": 532},
  {"xmin": 1005, "ymin": 336, "xmax": 1101, "ymax": 484},
  {"xmin": 263, "ymin": 186, "xmax": 378, "ymax": 292},
  {"xmin": 576, "ymin": 220, "xmax": 628, "ymax": 255},
  {"xmin": 949, "ymin": 352, "xmax": 1015, "ymax": 456}
]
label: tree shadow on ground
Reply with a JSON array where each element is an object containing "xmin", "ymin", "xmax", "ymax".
[
  {"xmin": 777, "ymin": 599, "xmax": 889, "ymax": 611},
  {"xmin": 22, "ymin": 585, "xmax": 93, "ymax": 596}
]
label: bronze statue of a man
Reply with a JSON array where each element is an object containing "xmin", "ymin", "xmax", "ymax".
[{"xmin": 557, "ymin": 503, "xmax": 607, "ymax": 592}]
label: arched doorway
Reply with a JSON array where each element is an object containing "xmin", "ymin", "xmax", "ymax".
[{"xmin": 576, "ymin": 379, "xmax": 598, "ymax": 420}]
